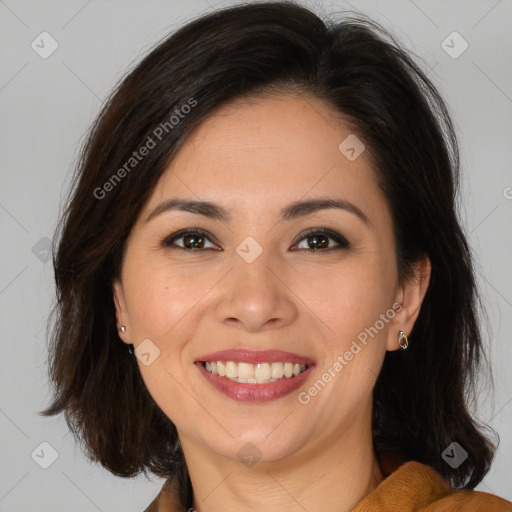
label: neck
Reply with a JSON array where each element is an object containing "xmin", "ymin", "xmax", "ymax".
[{"xmin": 180, "ymin": 411, "xmax": 383, "ymax": 512}]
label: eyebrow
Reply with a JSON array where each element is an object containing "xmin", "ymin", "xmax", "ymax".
[{"xmin": 145, "ymin": 197, "xmax": 370, "ymax": 226}]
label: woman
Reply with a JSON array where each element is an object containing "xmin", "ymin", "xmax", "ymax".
[{"xmin": 42, "ymin": 2, "xmax": 512, "ymax": 510}]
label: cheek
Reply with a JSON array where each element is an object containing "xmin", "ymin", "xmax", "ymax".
[
  {"xmin": 303, "ymin": 268, "xmax": 391, "ymax": 423},
  {"xmin": 298, "ymin": 257, "xmax": 395, "ymax": 341},
  {"xmin": 299, "ymin": 255, "xmax": 395, "ymax": 403},
  {"xmin": 123, "ymin": 256, "xmax": 213, "ymax": 341},
  {"xmin": 126, "ymin": 266, "xmax": 207, "ymax": 425},
  {"xmin": 137, "ymin": 361, "xmax": 197, "ymax": 436}
]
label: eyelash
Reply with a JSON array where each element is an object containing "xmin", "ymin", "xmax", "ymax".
[{"xmin": 160, "ymin": 227, "xmax": 350, "ymax": 252}]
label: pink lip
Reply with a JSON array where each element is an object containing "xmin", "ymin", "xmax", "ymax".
[
  {"xmin": 196, "ymin": 348, "xmax": 315, "ymax": 365},
  {"xmin": 196, "ymin": 361, "xmax": 315, "ymax": 402}
]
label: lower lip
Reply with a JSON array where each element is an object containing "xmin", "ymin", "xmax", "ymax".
[{"xmin": 196, "ymin": 362, "xmax": 315, "ymax": 402}]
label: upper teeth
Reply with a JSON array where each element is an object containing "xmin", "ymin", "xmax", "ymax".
[{"xmin": 204, "ymin": 361, "xmax": 308, "ymax": 383}]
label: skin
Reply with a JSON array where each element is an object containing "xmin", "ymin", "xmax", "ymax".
[{"xmin": 113, "ymin": 93, "xmax": 431, "ymax": 512}]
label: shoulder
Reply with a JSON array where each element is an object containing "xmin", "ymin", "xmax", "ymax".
[
  {"xmin": 427, "ymin": 488, "xmax": 512, "ymax": 512},
  {"xmin": 352, "ymin": 461, "xmax": 512, "ymax": 512}
]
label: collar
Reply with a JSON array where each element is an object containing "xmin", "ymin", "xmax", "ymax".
[{"xmin": 144, "ymin": 454, "xmax": 511, "ymax": 511}]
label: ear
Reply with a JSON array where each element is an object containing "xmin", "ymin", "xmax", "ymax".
[
  {"xmin": 113, "ymin": 278, "xmax": 133, "ymax": 345},
  {"xmin": 386, "ymin": 255, "xmax": 431, "ymax": 351}
]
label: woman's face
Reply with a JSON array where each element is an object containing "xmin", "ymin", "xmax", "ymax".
[{"xmin": 114, "ymin": 93, "xmax": 426, "ymax": 465}]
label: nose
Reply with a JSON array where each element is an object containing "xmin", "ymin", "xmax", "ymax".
[{"xmin": 214, "ymin": 249, "xmax": 299, "ymax": 333}]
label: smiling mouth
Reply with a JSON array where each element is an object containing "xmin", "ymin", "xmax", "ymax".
[{"xmin": 202, "ymin": 360, "xmax": 310, "ymax": 383}]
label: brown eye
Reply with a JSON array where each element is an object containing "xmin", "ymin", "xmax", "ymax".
[
  {"xmin": 293, "ymin": 228, "xmax": 350, "ymax": 251},
  {"xmin": 161, "ymin": 227, "xmax": 350, "ymax": 252},
  {"xmin": 161, "ymin": 229, "xmax": 219, "ymax": 251}
]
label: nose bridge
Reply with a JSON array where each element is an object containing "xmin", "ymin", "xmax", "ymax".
[
  {"xmin": 232, "ymin": 233, "xmax": 278, "ymax": 293},
  {"xmin": 214, "ymin": 233, "xmax": 297, "ymax": 330},
  {"xmin": 235, "ymin": 234, "xmax": 267, "ymax": 266}
]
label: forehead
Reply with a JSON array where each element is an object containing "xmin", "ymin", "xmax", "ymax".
[{"xmin": 141, "ymin": 93, "xmax": 385, "ymax": 224}]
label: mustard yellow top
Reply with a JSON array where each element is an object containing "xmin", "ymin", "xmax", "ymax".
[{"xmin": 144, "ymin": 459, "xmax": 512, "ymax": 512}]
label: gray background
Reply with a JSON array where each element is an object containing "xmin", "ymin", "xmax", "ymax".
[{"xmin": 1, "ymin": 0, "xmax": 511, "ymax": 510}]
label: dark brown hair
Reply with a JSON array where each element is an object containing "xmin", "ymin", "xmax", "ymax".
[{"xmin": 42, "ymin": 1, "xmax": 497, "ymax": 508}]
